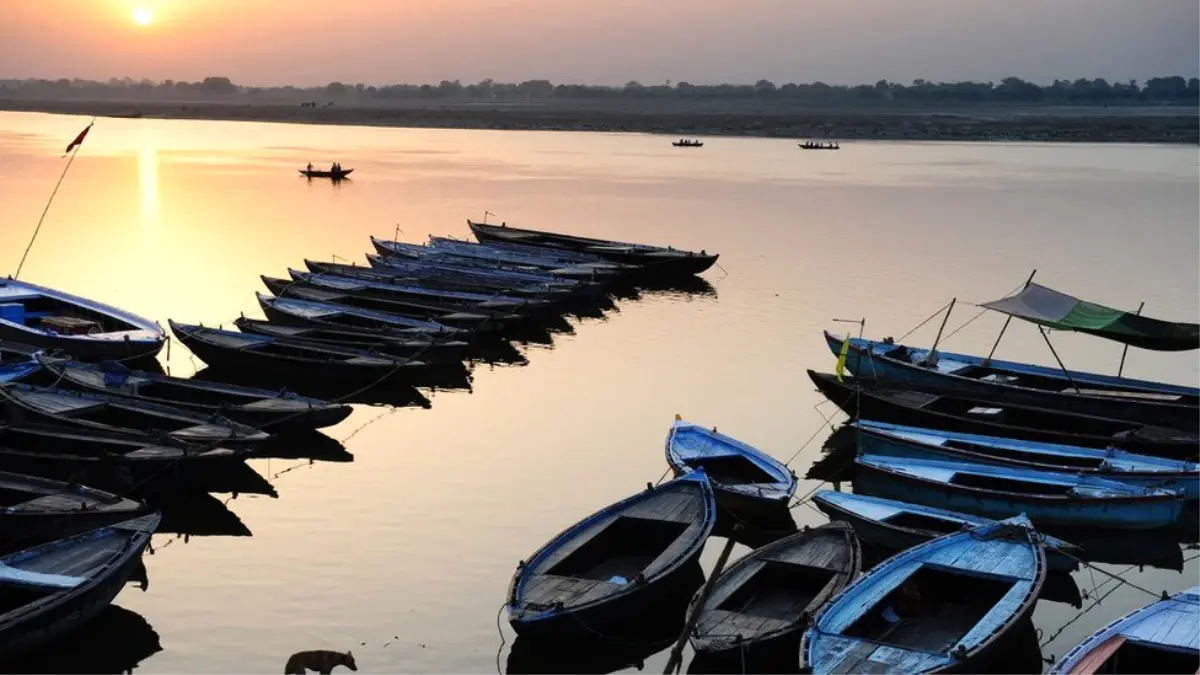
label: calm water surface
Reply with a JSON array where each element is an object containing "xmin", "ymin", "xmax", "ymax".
[{"xmin": 0, "ymin": 111, "xmax": 1197, "ymax": 673}]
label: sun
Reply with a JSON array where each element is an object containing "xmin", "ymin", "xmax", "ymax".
[{"xmin": 132, "ymin": 6, "xmax": 154, "ymax": 26}]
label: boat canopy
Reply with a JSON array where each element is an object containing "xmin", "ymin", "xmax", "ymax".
[{"xmin": 981, "ymin": 282, "xmax": 1200, "ymax": 352}]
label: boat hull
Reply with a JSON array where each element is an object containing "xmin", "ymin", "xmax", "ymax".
[{"xmin": 853, "ymin": 460, "xmax": 1183, "ymax": 529}]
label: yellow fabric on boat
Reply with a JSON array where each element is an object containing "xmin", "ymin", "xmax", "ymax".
[{"xmin": 835, "ymin": 333, "xmax": 851, "ymax": 382}]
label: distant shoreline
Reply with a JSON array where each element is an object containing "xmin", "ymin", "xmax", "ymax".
[{"xmin": 1, "ymin": 98, "xmax": 1196, "ymax": 144}]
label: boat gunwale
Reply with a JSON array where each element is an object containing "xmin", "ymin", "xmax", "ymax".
[{"xmin": 664, "ymin": 419, "xmax": 797, "ymax": 502}]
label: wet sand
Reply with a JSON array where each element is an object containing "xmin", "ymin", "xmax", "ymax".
[{"xmin": 1, "ymin": 97, "xmax": 1196, "ymax": 143}]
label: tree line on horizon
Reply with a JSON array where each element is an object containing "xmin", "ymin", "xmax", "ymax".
[{"xmin": 2, "ymin": 75, "xmax": 1197, "ymax": 106}]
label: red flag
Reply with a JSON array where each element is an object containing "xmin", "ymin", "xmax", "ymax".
[{"xmin": 64, "ymin": 123, "xmax": 92, "ymax": 156}]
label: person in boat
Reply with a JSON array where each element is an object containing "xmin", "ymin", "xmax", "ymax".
[{"xmin": 307, "ymin": 162, "xmax": 313, "ymax": 172}]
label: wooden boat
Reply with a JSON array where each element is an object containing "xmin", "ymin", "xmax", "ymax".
[
  {"xmin": 0, "ymin": 383, "xmax": 270, "ymax": 444},
  {"xmin": 256, "ymin": 292, "xmax": 468, "ymax": 338},
  {"xmin": 439, "ymin": 235, "xmax": 617, "ymax": 266},
  {"xmin": 0, "ymin": 342, "xmax": 41, "ymax": 384},
  {"xmin": 0, "ymin": 513, "xmax": 159, "ymax": 661},
  {"xmin": 799, "ymin": 141, "xmax": 840, "ymax": 150},
  {"xmin": 665, "ymin": 416, "xmax": 796, "ymax": 518},
  {"xmin": 690, "ymin": 522, "xmax": 860, "ymax": 655},
  {"xmin": 169, "ymin": 319, "xmax": 432, "ymax": 384},
  {"xmin": 506, "ymin": 472, "xmax": 716, "ymax": 639},
  {"xmin": 302, "ymin": 261, "xmax": 557, "ymax": 313},
  {"xmin": 427, "ymin": 236, "xmax": 630, "ymax": 275},
  {"xmin": 371, "ymin": 238, "xmax": 613, "ymax": 288},
  {"xmin": 672, "ymin": 140, "xmax": 704, "ymax": 147},
  {"xmin": 811, "ymin": 490, "xmax": 1081, "ymax": 572},
  {"xmin": 822, "ymin": 331, "xmax": 1199, "ymax": 432},
  {"xmin": 807, "ymin": 370, "xmax": 1199, "ymax": 460},
  {"xmin": 850, "ymin": 419, "xmax": 1199, "ymax": 499},
  {"xmin": 0, "ymin": 422, "xmax": 253, "ymax": 493},
  {"xmin": 1049, "ymin": 585, "xmax": 1199, "ymax": 674},
  {"xmin": 853, "ymin": 454, "xmax": 1184, "ymax": 529},
  {"xmin": 800, "ymin": 514, "xmax": 1045, "ymax": 674},
  {"xmin": 232, "ymin": 317, "xmax": 472, "ymax": 363},
  {"xmin": 364, "ymin": 253, "xmax": 581, "ymax": 299},
  {"xmin": 0, "ymin": 470, "xmax": 147, "ymax": 543},
  {"xmin": 262, "ymin": 275, "xmax": 513, "ymax": 333},
  {"xmin": 299, "ymin": 168, "xmax": 353, "ymax": 179},
  {"xmin": 467, "ymin": 220, "xmax": 719, "ymax": 277},
  {"xmin": 0, "ymin": 278, "xmax": 165, "ymax": 361},
  {"xmin": 36, "ymin": 355, "xmax": 353, "ymax": 433}
]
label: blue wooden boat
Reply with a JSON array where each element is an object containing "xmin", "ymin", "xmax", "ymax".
[
  {"xmin": 0, "ymin": 382, "xmax": 271, "ymax": 444},
  {"xmin": 807, "ymin": 370, "xmax": 1199, "ymax": 460},
  {"xmin": 801, "ymin": 514, "xmax": 1046, "ymax": 674},
  {"xmin": 691, "ymin": 522, "xmax": 860, "ymax": 655},
  {"xmin": 665, "ymin": 416, "xmax": 797, "ymax": 518},
  {"xmin": 0, "ymin": 278, "xmax": 165, "ymax": 362},
  {"xmin": 853, "ymin": 454, "xmax": 1184, "ymax": 529},
  {"xmin": 850, "ymin": 419, "xmax": 1200, "ymax": 499},
  {"xmin": 0, "ymin": 343, "xmax": 41, "ymax": 384},
  {"xmin": 811, "ymin": 490, "xmax": 1081, "ymax": 572},
  {"xmin": 0, "ymin": 513, "xmax": 159, "ymax": 661},
  {"xmin": 302, "ymin": 260, "xmax": 558, "ymax": 313},
  {"xmin": 506, "ymin": 471, "xmax": 716, "ymax": 639},
  {"xmin": 1049, "ymin": 585, "xmax": 1198, "ymax": 674},
  {"xmin": 822, "ymin": 331, "xmax": 1199, "ymax": 431},
  {"xmin": 256, "ymin": 292, "xmax": 467, "ymax": 337},
  {"xmin": 37, "ymin": 355, "xmax": 352, "ymax": 432}
]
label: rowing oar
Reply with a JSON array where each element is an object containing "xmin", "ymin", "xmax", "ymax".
[{"xmin": 663, "ymin": 525, "xmax": 741, "ymax": 674}]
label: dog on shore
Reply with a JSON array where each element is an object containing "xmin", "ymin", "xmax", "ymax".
[{"xmin": 283, "ymin": 650, "xmax": 358, "ymax": 674}]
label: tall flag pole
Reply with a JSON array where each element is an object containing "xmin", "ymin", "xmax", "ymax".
[{"xmin": 14, "ymin": 119, "xmax": 94, "ymax": 280}]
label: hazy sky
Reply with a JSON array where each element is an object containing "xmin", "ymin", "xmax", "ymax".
[{"xmin": 2, "ymin": 0, "xmax": 1197, "ymax": 86}]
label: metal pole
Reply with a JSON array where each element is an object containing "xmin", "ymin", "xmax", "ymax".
[
  {"xmin": 1117, "ymin": 301, "xmax": 1145, "ymax": 377},
  {"xmin": 832, "ymin": 317, "xmax": 865, "ymax": 338},
  {"xmin": 1038, "ymin": 326, "xmax": 1082, "ymax": 395},
  {"xmin": 663, "ymin": 526, "xmax": 741, "ymax": 674},
  {"xmin": 985, "ymin": 269, "xmax": 1037, "ymax": 365},
  {"xmin": 929, "ymin": 298, "xmax": 957, "ymax": 356}
]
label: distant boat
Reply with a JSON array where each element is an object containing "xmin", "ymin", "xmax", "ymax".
[
  {"xmin": 506, "ymin": 472, "xmax": 716, "ymax": 639},
  {"xmin": 299, "ymin": 167, "xmax": 353, "ymax": 179},
  {"xmin": 0, "ymin": 278, "xmax": 165, "ymax": 362},
  {"xmin": 801, "ymin": 515, "xmax": 1045, "ymax": 674},
  {"xmin": 0, "ymin": 513, "xmax": 159, "ymax": 661},
  {"xmin": 665, "ymin": 416, "xmax": 797, "ymax": 518},
  {"xmin": 799, "ymin": 141, "xmax": 840, "ymax": 150},
  {"xmin": 672, "ymin": 139, "xmax": 703, "ymax": 147},
  {"xmin": 1049, "ymin": 585, "xmax": 1198, "ymax": 674}
]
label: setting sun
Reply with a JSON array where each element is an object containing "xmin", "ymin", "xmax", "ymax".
[{"xmin": 132, "ymin": 6, "xmax": 154, "ymax": 26}]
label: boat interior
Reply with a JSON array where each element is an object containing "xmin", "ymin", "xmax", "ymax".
[
  {"xmin": 64, "ymin": 368, "xmax": 267, "ymax": 408},
  {"xmin": 880, "ymin": 510, "xmax": 969, "ymax": 535},
  {"xmin": 940, "ymin": 439, "xmax": 1109, "ymax": 469},
  {"xmin": 681, "ymin": 454, "xmax": 778, "ymax": 486},
  {"xmin": 0, "ymin": 295, "xmax": 139, "ymax": 335},
  {"xmin": 912, "ymin": 392, "xmax": 1147, "ymax": 437},
  {"xmin": 1080, "ymin": 637, "xmax": 1200, "ymax": 674},
  {"xmin": 716, "ymin": 561, "xmax": 837, "ymax": 620},
  {"xmin": 545, "ymin": 515, "xmax": 687, "ymax": 584},
  {"xmin": 843, "ymin": 565, "xmax": 1016, "ymax": 653},
  {"xmin": 0, "ymin": 425, "xmax": 155, "ymax": 458},
  {"xmin": 947, "ymin": 471, "xmax": 1076, "ymax": 496},
  {"xmin": 10, "ymin": 389, "xmax": 205, "ymax": 433}
]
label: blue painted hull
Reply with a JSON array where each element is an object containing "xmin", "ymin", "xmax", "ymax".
[
  {"xmin": 855, "ymin": 428, "xmax": 1199, "ymax": 500},
  {"xmin": 853, "ymin": 460, "xmax": 1183, "ymax": 529}
]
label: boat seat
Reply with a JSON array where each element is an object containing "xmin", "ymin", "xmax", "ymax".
[{"xmin": 0, "ymin": 563, "xmax": 86, "ymax": 590}]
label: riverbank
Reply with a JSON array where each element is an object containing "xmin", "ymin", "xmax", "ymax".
[{"xmin": 1, "ymin": 97, "xmax": 1196, "ymax": 143}]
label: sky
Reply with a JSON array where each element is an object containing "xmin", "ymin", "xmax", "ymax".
[{"xmin": 1, "ymin": 0, "xmax": 1196, "ymax": 87}]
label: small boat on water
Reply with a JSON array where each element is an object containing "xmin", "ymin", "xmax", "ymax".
[
  {"xmin": 262, "ymin": 275, "xmax": 506, "ymax": 332},
  {"xmin": 0, "ymin": 513, "xmax": 159, "ymax": 661},
  {"xmin": 36, "ymin": 355, "xmax": 352, "ymax": 433},
  {"xmin": 823, "ymin": 331, "xmax": 1199, "ymax": 432},
  {"xmin": 811, "ymin": 490, "xmax": 1081, "ymax": 572},
  {"xmin": 799, "ymin": 141, "xmax": 840, "ymax": 150},
  {"xmin": 853, "ymin": 454, "xmax": 1184, "ymax": 529},
  {"xmin": 256, "ymin": 292, "xmax": 468, "ymax": 338},
  {"xmin": 299, "ymin": 167, "xmax": 353, "ymax": 179},
  {"xmin": 690, "ymin": 522, "xmax": 860, "ymax": 655},
  {"xmin": 364, "ymin": 253, "xmax": 582, "ymax": 299},
  {"xmin": 506, "ymin": 472, "xmax": 716, "ymax": 639},
  {"xmin": 467, "ymin": 220, "xmax": 719, "ymax": 278},
  {"xmin": 0, "ymin": 278, "xmax": 165, "ymax": 362},
  {"xmin": 427, "ymin": 236, "xmax": 630, "ymax": 275},
  {"xmin": 1049, "ymin": 585, "xmax": 1198, "ymax": 674},
  {"xmin": 849, "ymin": 419, "xmax": 1199, "ymax": 499},
  {"xmin": 302, "ymin": 261, "xmax": 555, "ymax": 313},
  {"xmin": 232, "ymin": 317, "xmax": 472, "ymax": 364},
  {"xmin": 801, "ymin": 514, "xmax": 1046, "ymax": 674},
  {"xmin": 672, "ymin": 139, "xmax": 703, "ymax": 147},
  {"xmin": 371, "ymin": 237, "xmax": 617, "ymax": 285},
  {"xmin": 0, "ymin": 470, "xmax": 147, "ymax": 543},
  {"xmin": 169, "ymin": 319, "xmax": 431, "ymax": 384},
  {"xmin": 0, "ymin": 422, "xmax": 253, "ymax": 493},
  {"xmin": 665, "ymin": 416, "xmax": 796, "ymax": 518},
  {"xmin": 807, "ymin": 370, "xmax": 1199, "ymax": 460},
  {"xmin": 0, "ymin": 383, "xmax": 270, "ymax": 444}
]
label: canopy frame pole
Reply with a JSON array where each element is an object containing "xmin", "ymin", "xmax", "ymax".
[
  {"xmin": 984, "ymin": 268, "xmax": 1037, "ymax": 365},
  {"xmin": 1117, "ymin": 301, "xmax": 1145, "ymax": 377},
  {"xmin": 1038, "ymin": 326, "xmax": 1082, "ymax": 395},
  {"xmin": 929, "ymin": 298, "xmax": 957, "ymax": 355},
  {"xmin": 833, "ymin": 316, "xmax": 866, "ymax": 338}
]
